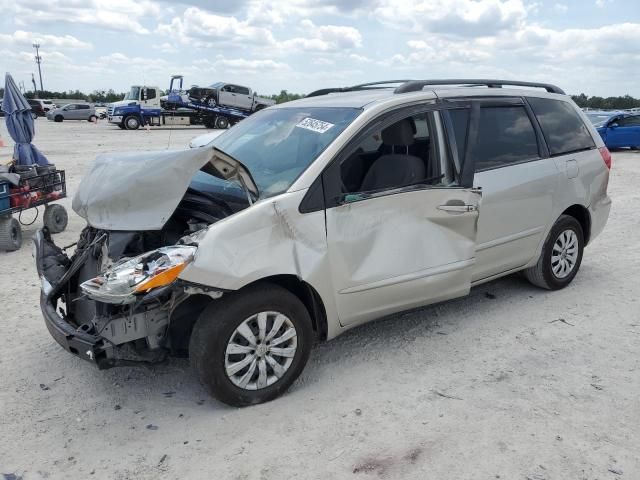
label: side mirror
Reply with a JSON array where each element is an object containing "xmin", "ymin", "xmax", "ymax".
[
  {"xmin": 609, "ymin": 122, "xmax": 619, "ymax": 128},
  {"xmin": 142, "ymin": 90, "xmax": 148, "ymax": 101}
]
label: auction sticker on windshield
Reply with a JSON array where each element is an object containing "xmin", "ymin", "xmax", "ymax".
[{"xmin": 296, "ymin": 117, "xmax": 335, "ymax": 133}]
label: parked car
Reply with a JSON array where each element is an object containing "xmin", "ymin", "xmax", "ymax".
[
  {"xmin": 27, "ymin": 99, "xmax": 45, "ymax": 118},
  {"xmin": 595, "ymin": 113, "xmax": 640, "ymax": 149},
  {"xmin": 0, "ymin": 97, "xmax": 45, "ymax": 118},
  {"xmin": 35, "ymin": 79, "xmax": 611, "ymax": 407},
  {"xmin": 31, "ymin": 99, "xmax": 56, "ymax": 113},
  {"xmin": 46, "ymin": 103, "xmax": 97, "ymax": 122}
]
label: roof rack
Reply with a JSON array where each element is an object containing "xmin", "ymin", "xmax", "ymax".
[
  {"xmin": 394, "ymin": 79, "xmax": 565, "ymax": 95},
  {"xmin": 306, "ymin": 80, "xmax": 412, "ymax": 97}
]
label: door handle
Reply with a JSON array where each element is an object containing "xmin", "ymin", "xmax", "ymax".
[{"xmin": 437, "ymin": 204, "xmax": 477, "ymax": 213}]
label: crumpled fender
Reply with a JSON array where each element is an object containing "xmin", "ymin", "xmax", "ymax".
[{"xmin": 179, "ymin": 189, "xmax": 330, "ymax": 293}]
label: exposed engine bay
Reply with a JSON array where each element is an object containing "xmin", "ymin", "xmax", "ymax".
[{"xmin": 36, "ymin": 159, "xmax": 250, "ymax": 367}]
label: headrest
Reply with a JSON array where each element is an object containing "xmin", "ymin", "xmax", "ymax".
[{"xmin": 381, "ymin": 119, "xmax": 415, "ymax": 146}]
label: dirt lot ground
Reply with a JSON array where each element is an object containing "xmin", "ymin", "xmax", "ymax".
[{"xmin": 0, "ymin": 119, "xmax": 639, "ymax": 480}]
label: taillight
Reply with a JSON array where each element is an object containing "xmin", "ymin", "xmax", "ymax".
[{"xmin": 599, "ymin": 146, "xmax": 612, "ymax": 170}]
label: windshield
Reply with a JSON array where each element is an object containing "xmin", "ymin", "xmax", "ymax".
[
  {"xmin": 124, "ymin": 87, "xmax": 141, "ymax": 101},
  {"xmin": 586, "ymin": 113, "xmax": 615, "ymax": 126},
  {"xmin": 213, "ymin": 107, "xmax": 361, "ymax": 198}
]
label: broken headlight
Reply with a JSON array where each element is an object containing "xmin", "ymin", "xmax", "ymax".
[{"xmin": 80, "ymin": 245, "xmax": 196, "ymax": 304}]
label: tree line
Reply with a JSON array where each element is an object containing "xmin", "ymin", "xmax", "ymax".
[
  {"xmin": 570, "ymin": 94, "xmax": 640, "ymax": 110},
  {"xmin": 2, "ymin": 87, "xmax": 637, "ymax": 109}
]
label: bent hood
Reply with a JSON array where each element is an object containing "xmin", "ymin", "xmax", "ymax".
[{"xmin": 72, "ymin": 147, "xmax": 258, "ymax": 231}]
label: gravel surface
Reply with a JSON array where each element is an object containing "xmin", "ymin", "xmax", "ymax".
[{"xmin": 0, "ymin": 119, "xmax": 638, "ymax": 480}]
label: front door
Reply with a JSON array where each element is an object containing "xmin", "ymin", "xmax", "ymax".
[
  {"xmin": 322, "ymin": 107, "xmax": 480, "ymax": 327},
  {"xmin": 219, "ymin": 85, "xmax": 239, "ymax": 109}
]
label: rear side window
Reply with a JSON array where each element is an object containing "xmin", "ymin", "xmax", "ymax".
[
  {"xmin": 528, "ymin": 97, "xmax": 595, "ymax": 156},
  {"xmin": 473, "ymin": 106, "xmax": 539, "ymax": 171},
  {"xmin": 78, "ymin": 104, "xmax": 90, "ymax": 110}
]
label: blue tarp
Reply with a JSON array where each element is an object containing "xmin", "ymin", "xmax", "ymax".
[{"xmin": 2, "ymin": 73, "xmax": 49, "ymax": 166}]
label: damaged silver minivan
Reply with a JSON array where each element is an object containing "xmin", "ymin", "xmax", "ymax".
[{"xmin": 35, "ymin": 79, "xmax": 612, "ymax": 406}]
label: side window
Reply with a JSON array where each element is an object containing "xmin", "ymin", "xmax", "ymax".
[
  {"xmin": 66, "ymin": 105, "xmax": 77, "ymax": 110},
  {"xmin": 337, "ymin": 111, "xmax": 445, "ymax": 195},
  {"xmin": 617, "ymin": 116, "xmax": 640, "ymax": 127},
  {"xmin": 236, "ymin": 86, "xmax": 250, "ymax": 95},
  {"xmin": 146, "ymin": 89, "xmax": 157, "ymax": 100},
  {"xmin": 528, "ymin": 97, "xmax": 595, "ymax": 156},
  {"xmin": 78, "ymin": 104, "xmax": 90, "ymax": 110},
  {"xmin": 474, "ymin": 106, "xmax": 539, "ymax": 171}
]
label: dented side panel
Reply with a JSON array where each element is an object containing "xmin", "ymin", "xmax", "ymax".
[
  {"xmin": 325, "ymin": 188, "xmax": 481, "ymax": 327},
  {"xmin": 179, "ymin": 189, "xmax": 342, "ymax": 337}
]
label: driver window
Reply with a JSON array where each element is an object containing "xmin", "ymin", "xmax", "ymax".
[{"xmin": 339, "ymin": 112, "xmax": 446, "ymax": 194}]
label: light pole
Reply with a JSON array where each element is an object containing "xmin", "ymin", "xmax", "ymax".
[{"xmin": 32, "ymin": 43, "xmax": 44, "ymax": 96}]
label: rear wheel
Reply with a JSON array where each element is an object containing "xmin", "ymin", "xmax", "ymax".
[
  {"xmin": 189, "ymin": 283, "xmax": 313, "ymax": 407},
  {"xmin": 124, "ymin": 115, "xmax": 140, "ymax": 130},
  {"xmin": 0, "ymin": 217, "xmax": 22, "ymax": 251},
  {"xmin": 88, "ymin": 115, "xmax": 97, "ymax": 123},
  {"xmin": 43, "ymin": 204, "xmax": 68, "ymax": 234},
  {"xmin": 215, "ymin": 116, "xmax": 229, "ymax": 129},
  {"xmin": 524, "ymin": 214, "xmax": 584, "ymax": 290}
]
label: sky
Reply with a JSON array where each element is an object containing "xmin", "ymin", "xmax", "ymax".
[{"xmin": 0, "ymin": 0, "xmax": 639, "ymax": 97}]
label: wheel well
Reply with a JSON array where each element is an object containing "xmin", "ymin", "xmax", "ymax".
[
  {"xmin": 562, "ymin": 204, "xmax": 591, "ymax": 244},
  {"xmin": 247, "ymin": 275, "xmax": 328, "ymax": 341},
  {"xmin": 168, "ymin": 276, "xmax": 329, "ymax": 354}
]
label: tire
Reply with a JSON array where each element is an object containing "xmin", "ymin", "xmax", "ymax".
[
  {"xmin": 88, "ymin": 115, "xmax": 97, "ymax": 123},
  {"xmin": 43, "ymin": 204, "xmax": 68, "ymax": 234},
  {"xmin": 524, "ymin": 214, "xmax": 584, "ymax": 290},
  {"xmin": 124, "ymin": 115, "xmax": 140, "ymax": 130},
  {"xmin": 117, "ymin": 123, "xmax": 126, "ymax": 130},
  {"xmin": 189, "ymin": 283, "xmax": 313, "ymax": 407},
  {"xmin": 0, "ymin": 217, "xmax": 22, "ymax": 251},
  {"xmin": 32, "ymin": 112, "xmax": 38, "ymax": 120},
  {"xmin": 54, "ymin": 115, "xmax": 63, "ymax": 122},
  {"xmin": 215, "ymin": 116, "xmax": 230, "ymax": 129}
]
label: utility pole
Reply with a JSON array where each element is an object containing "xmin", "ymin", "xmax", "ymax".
[
  {"xmin": 32, "ymin": 43, "xmax": 43, "ymax": 96},
  {"xmin": 31, "ymin": 74, "xmax": 37, "ymax": 94}
]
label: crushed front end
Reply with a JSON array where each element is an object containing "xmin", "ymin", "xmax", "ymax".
[{"xmin": 34, "ymin": 226, "xmax": 219, "ymax": 368}]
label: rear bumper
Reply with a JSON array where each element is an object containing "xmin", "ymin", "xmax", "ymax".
[{"xmin": 588, "ymin": 194, "xmax": 612, "ymax": 244}]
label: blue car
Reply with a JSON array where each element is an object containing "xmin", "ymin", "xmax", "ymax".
[{"xmin": 595, "ymin": 113, "xmax": 640, "ymax": 149}]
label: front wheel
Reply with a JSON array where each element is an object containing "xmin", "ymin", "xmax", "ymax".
[
  {"xmin": 189, "ymin": 283, "xmax": 313, "ymax": 407},
  {"xmin": 524, "ymin": 214, "xmax": 584, "ymax": 290},
  {"xmin": 124, "ymin": 115, "xmax": 141, "ymax": 130},
  {"xmin": 43, "ymin": 204, "xmax": 68, "ymax": 233},
  {"xmin": 54, "ymin": 115, "xmax": 63, "ymax": 122}
]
